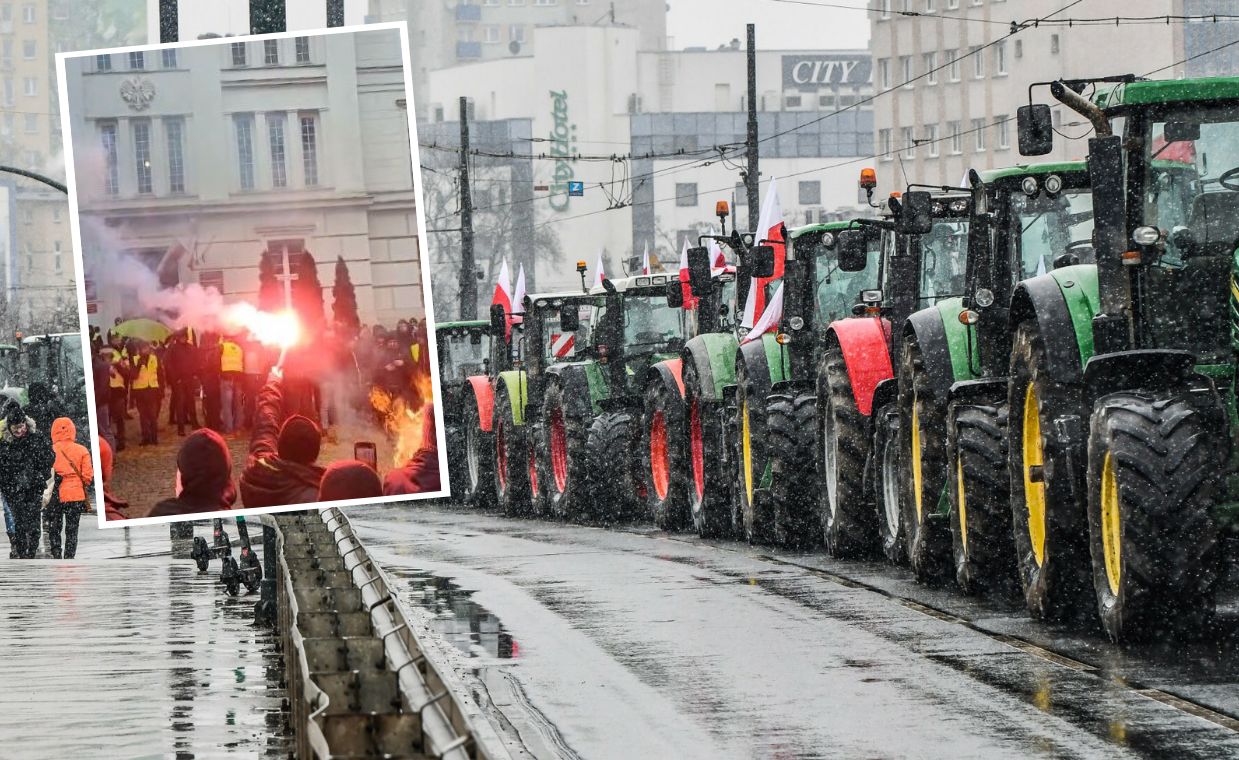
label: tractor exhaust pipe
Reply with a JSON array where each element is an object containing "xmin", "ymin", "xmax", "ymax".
[{"xmin": 1050, "ymin": 81, "xmax": 1111, "ymax": 136}]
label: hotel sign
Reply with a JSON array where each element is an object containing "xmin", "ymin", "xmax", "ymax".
[{"xmin": 782, "ymin": 55, "xmax": 871, "ymax": 91}]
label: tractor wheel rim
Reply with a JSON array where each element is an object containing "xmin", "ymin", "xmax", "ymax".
[
  {"xmin": 529, "ymin": 441, "xmax": 539, "ymax": 498},
  {"xmin": 741, "ymin": 398, "xmax": 754, "ymax": 508},
  {"xmin": 690, "ymin": 398, "xmax": 705, "ymax": 502},
  {"xmin": 912, "ymin": 398, "xmax": 924, "ymax": 525},
  {"xmin": 650, "ymin": 410, "xmax": 670, "ymax": 500},
  {"xmin": 496, "ymin": 418, "xmax": 508, "ymax": 493},
  {"xmin": 1100, "ymin": 450, "xmax": 1122, "ymax": 597},
  {"xmin": 823, "ymin": 406, "xmax": 839, "ymax": 517},
  {"xmin": 956, "ymin": 454, "xmax": 968, "ymax": 553},
  {"xmin": 551, "ymin": 408, "xmax": 568, "ymax": 493},
  {"xmin": 882, "ymin": 432, "xmax": 900, "ymax": 537},
  {"xmin": 1022, "ymin": 383, "xmax": 1047, "ymax": 567},
  {"xmin": 466, "ymin": 421, "xmax": 479, "ymax": 489}
]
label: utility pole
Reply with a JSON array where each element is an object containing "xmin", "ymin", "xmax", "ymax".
[
  {"xmin": 250, "ymin": 0, "xmax": 286, "ymax": 34},
  {"xmin": 745, "ymin": 24, "xmax": 760, "ymax": 232},
  {"xmin": 458, "ymin": 97, "xmax": 477, "ymax": 319}
]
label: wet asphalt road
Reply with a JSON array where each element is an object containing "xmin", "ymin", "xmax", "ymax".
[{"xmin": 349, "ymin": 503, "xmax": 1239, "ymax": 760}]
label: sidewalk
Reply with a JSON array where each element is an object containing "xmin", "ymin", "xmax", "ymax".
[{"xmin": 0, "ymin": 517, "xmax": 291, "ymax": 758}]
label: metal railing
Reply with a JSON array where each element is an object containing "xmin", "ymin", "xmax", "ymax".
[{"xmin": 272, "ymin": 509, "xmax": 508, "ymax": 759}]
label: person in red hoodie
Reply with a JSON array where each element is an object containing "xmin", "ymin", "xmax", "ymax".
[
  {"xmin": 46, "ymin": 417, "xmax": 93, "ymax": 559},
  {"xmin": 382, "ymin": 403, "xmax": 441, "ymax": 496}
]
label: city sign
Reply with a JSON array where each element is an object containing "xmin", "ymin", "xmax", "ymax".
[{"xmin": 782, "ymin": 55, "xmax": 871, "ymax": 91}]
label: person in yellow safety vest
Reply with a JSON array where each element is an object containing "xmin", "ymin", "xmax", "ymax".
[
  {"xmin": 105, "ymin": 347, "xmax": 130, "ymax": 451},
  {"xmin": 130, "ymin": 341, "xmax": 162, "ymax": 445},
  {"xmin": 219, "ymin": 335, "xmax": 245, "ymax": 434}
]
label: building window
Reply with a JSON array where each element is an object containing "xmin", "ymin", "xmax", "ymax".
[
  {"xmin": 925, "ymin": 123, "xmax": 939, "ymax": 156},
  {"xmin": 22, "ymin": 77, "xmax": 34, "ymax": 97},
  {"xmin": 0, "ymin": 112, "xmax": 10, "ymax": 136},
  {"xmin": 21, "ymin": 39, "xmax": 33, "ymax": 59},
  {"xmin": 535, "ymin": 0, "xmax": 557, "ymax": 5},
  {"xmin": 948, "ymin": 121, "xmax": 962, "ymax": 154},
  {"xmin": 300, "ymin": 113, "xmax": 319, "ymax": 187},
  {"xmin": 133, "ymin": 120, "xmax": 152, "ymax": 194},
  {"xmin": 484, "ymin": 0, "xmax": 501, "ymax": 5},
  {"xmin": 53, "ymin": 241, "xmax": 61, "ymax": 273},
  {"xmin": 2, "ymin": 77, "xmax": 12, "ymax": 107},
  {"xmin": 879, "ymin": 128, "xmax": 892, "ymax": 159},
  {"xmin": 799, "ymin": 181, "xmax": 821, "ymax": 205},
  {"xmin": 52, "ymin": 207, "xmax": 60, "ymax": 223},
  {"xmin": 162, "ymin": 48, "xmax": 177, "ymax": 68},
  {"xmin": 509, "ymin": 0, "xmax": 525, "ymax": 5},
  {"xmin": 925, "ymin": 0, "xmax": 934, "ymax": 10},
  {"xmin": 268, "ymin": 112, "xmax": 287, "ymax": 188},
  {"xmin": 879, "ymin": 0, "xmax": 891, "ymax": 18},
  {"xmin": 819, "ymin": 92, "xmax": 835, "ymax": 109},
  {"xmin": 902, "ymin": 126, "xmax": 915, "ymax": 158},
  {"xmin": 971, "ymin": 46, "xmax": 983, "ymax": 78},
  {"xmin": 231, "ymin": 42, "xmax": 247, "ymax": 67},
  {"xmin": 947, "ymin": 0, "xmax": 958, "ymax": 7},
  {"xmin": 947, "ymin": 50, "xmax": 959, "ymax": 82},
  {"xmin": 21, "ymin": 3, "xmax": 32, "ymax": 23},
  {"xmin": 972, "ymin": 118, "xmax": 986, "ymax": 151},
  {"xmin": 510, "ymin": 25, "xmax": 525, "ymax": 43},
  {"xmin": 96, "ymin": 54, "xmax": 111, "ymax": 72},
  {"xmin": 295, "ymin": 36, "xmax": 310, "ymax": 63},
  {"xmin": 264, "ymin": 39, "xmax": 279, "ymax": 65},
  {"xmin": 784, "ymin": 95, "xmax": 802, "ymax": 108},
  {"xmin": 22, "ymin": 113, "xmax": 34, "ymax": 133},
  {"xmin": 1050, "ymin": 34, "xmax": 1059, "ymax": 54},
  {"xmin": 199, "ymin": 270, "xmax": 224, "ymax": 294},
  {"xmin": 996, "ymin": 115, "xmax": 1010, "ymax": 149},
  {"xmin": 900, "ymin": 55, "xmax": 912, "ymax": 86},
  {"xmin": 924, "ymin": 52, "xmax": 937, "ymax": 84},
  {"xmin": 128, "ymin": 51, "xmax": 144, "ymax": 70},
  {"xmin": 675, "ymin": 183, "xmax": 698, "ymax": 207},
  {"xmin": 878, "ymin": 58, "xmax": 890, "ymax": 89},
  {"xmin": 995, "ymin": 41, "xmax": 1007, "ymax": 74},
  {"xmin": 734, "ymin": 182, "xmax": 747, "ymax": 205},
  {"xmin": 483, "ymin": 26, "xmax": 500, "ymax": 43},
  {"xmin": 0, "ymin": 4, "xmax": 9, "ymax": 22},
  {"xmin": 100, "ymin": 122, "xmax": 118, "ymax": 195},
  {"xmin": 166, "ymin": 117, "xmax": 185, "ymax": 193},
  {"xmin": 235, "ymin": 113, "xmax": 255, "ymax": 190}
]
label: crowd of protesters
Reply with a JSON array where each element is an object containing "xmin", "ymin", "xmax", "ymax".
[{"xmin": 93, "ymin": 314, "xmax": 439, "ymax": 520}]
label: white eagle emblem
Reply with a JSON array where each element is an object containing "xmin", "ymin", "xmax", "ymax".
[{"xmin": 119, "ymin": 77, "xmax": 156, "ymax": 111}]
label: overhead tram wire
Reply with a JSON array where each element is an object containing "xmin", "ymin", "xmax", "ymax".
[
  {"xmin": 1143, "ymin": 34, "xmax": 1239, "ymax": 77},
  {"xmin": 769, "ymin": 0, "xmax": 1010, "ymax": 25}
]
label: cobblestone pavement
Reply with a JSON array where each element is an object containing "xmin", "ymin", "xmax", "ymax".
[{"xmin": 111, "ymin": 395, "xmax": 396, "ymax": 518}]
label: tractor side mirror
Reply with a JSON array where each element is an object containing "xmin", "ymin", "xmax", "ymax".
[
  {"xmin": 686, "ymin": 245, "xmax": 712, "ymax": 297},
  {"xmin": 559, "ymin": 303, "xmax": 580, "ymax": 333},
  {"xmin": 751, "ymin": 244, "xmax": 777, "ymax": 279},
  {"xmin": 837, "ymin": 230, "xmax": 869, "ymax": 272},
  {"xmin": 489, "ymin": 303, "xmax": 506, "ymax": 336},
  {"xmin": 1017, "ymin": 104, "xmax": 1054, "ymax": 156},
  {"xmin": 665, "ymin": 281, "xmax": 684, "ymax": 308},
  {"xmin": 896, "ymin": 191, "xmax": 934, "ymax": 235}
]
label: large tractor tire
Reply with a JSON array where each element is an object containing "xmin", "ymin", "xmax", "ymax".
[
  {"xmin": 1008, "ymin": 320, "xmax": 1093, "ymax": 622},
  {"xmin": 735, "ymin": 360, "xmax": 775, "ymax": 545},
  {"xmin": 897, "ymin": 336, "xmax": 951, "ymax": 583},
  {"xmin": 818, "ymin": 347, "xmax": 876, "ymax": 558},
  {"xmin": 527, "ymin": 419, "xmax": 548, "ymax": 516},
  {"xmin": 642, "ymin": 379, "xmax": 690, "ymax": 531},
  {"xmin": 540, "ymin": 379, "xmax": 591, "ymax": 522},
  {"xmin": 683, "ymin": 361, "xmax": 732, "ymax": 538},
  {"xmin": 873, "ymin": 403, "xmax": 906, "ymax": 565},
  {"xmin": 767, "ymin": 392, "xmax": 819, "ymax": 549},
  {"xmin": 462, "ymin": 393, "xmax": 495, "ymax": 509},
  {"xmin": 492, "ymin": 383, "xmax": 531, "ymax": 517},
  {"xmin": 949, "ymin": 402, "xmax": 1017, "ymax": 596},
  {"xmin": 1086, "ymin": 391, "xmax": 1223, "ymax": 643},
  {"xmin": 445, "ymin": 418, "xmax": 468, "ymax": 501},
  {"xmin": 588, "ymin": 411, "xmax": 641, "ymax": 524}
]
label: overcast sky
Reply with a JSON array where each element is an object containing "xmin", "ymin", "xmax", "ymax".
[{"xmin": 665, "ymin": 0, "xmax": 872, "ymax": 51}]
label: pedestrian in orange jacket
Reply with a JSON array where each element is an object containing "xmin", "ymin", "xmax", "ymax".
[{"xmin": 47, "ymin": 417, "xmax": 93, "ymax": 558}]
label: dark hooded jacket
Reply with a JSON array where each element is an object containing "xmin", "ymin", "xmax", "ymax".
[
  {"xmin": 240, "ymin": 379, "xmax": 324, "ymax": 507},
  {"xmin": 0, "ymin": 413, "xmax": 54, "ymax": 500},
  {"xmin": 149, "ymin": 429, "xmax": 237, "ymax": 517},
  {"xmin": 25, "ymin": 382, "xmax": 64, "ymax": 441},
  {"xmin": 318, "ymin": 460, "xmax": 383, "ymax": 502}
]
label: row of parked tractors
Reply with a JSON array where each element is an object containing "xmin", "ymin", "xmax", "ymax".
[{"xmin": 437, "ymin": 74, "xmax": 1239, "ymax": 643}]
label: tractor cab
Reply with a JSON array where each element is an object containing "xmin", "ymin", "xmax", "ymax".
[
  {"xmin": 20, "ymin": 333, "xmax": 88, "ymax": 441},
  {"xmin": 589, "ymin": 274, "xmax": 691, "ymax": 401},
  {"xmin": 435, "ymin": 320, "xmax": 491, "ymax": 386}
]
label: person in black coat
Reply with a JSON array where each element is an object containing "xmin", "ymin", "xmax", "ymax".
[
  {"xmin": 239, "ymin": 376, "xmax": 325, "ymax": 508},
  {"xmin": 25, "ymin": 382, "xmax": 63, "ymax": 442},
  {"xmin": 0, "ymin": 405, "xmax": 55, "ymax": 558},
  {"xmin": 148, "ymin": 428, "xmax": 237, "ymax": 517}
]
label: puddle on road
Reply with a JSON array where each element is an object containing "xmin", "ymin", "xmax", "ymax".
[{"xmin": 385, "ymin": 567, "xmax": 518, "ymax": 660}]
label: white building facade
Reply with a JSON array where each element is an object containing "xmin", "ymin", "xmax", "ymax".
[{"xmin": 65, "ymin": 27, "xmax": 425, "ymax": 330}]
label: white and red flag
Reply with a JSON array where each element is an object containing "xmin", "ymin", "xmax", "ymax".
[
  {"xmin": 513, "ymin": 263, "xmax": 527, "ymax": 314},
  {"xmin": 550, "ymin": 331, "xmax": 575, "ymax": 358},
  {"xmin": 591, "ymin": 252, "xmax": 606, "ymax": 289},
  {"xmin": 740, "ymin": 180, "xmax": 786, "ymax": 329},
  {"xmin": 741, "ymin": 281, "xmax": 784, "ymax": 345},
  {"xmin": 491, "ymin": 258, "xmax": 514, "ymax": 338},
  {"xmin": 677, "ymin": 238, "xmax": 698, "ymax": 310},
  {"xmin": 641, "ymin": 242, "xmax": 651, "ymax": 275},
  {"xmin": 709, "ymin": 232, "xmax": 726, "ymax": 273}
]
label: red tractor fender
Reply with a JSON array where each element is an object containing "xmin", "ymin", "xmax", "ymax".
[
  {"xmin": 648, "ymin": 357, "xmax": 686, "ymax": 399},
  {"xmin": 827, "ymin": 317, "xmax": 893, "ymax": 417},
  {"xmin": 466, "ymin": 375, "xmax": 495, "ymax": 433}
]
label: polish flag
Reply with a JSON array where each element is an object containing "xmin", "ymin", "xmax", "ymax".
[
  {"xmin": 641, "ymin": 242, "xmax": 651, "ymax": 275},
  {"xmin": 513, "ymin": 263, "xmax": 527, "ymax": 314},
  {"xmin": 709, "ymin": 233, "xmax": 726, "ymax": 273},
  {"xmin": 592, "ymin": 253, "xmax": 606, "ymax": 289},
  {"xmin": 741, "ymin": 281, "xmax": 784, "ymax": 345},
  {"xmin": 491, "ymin": 258, "xmax": 513, "ymax": 338},
  {"xmin": 740, "ymin": 180, "xmax": 786, "ymax": 328},
  {"xmin": 678, "ymin": 238, "xmax": 698, "ymax": 310},
  {"xmin": 550, "ymin": 332, "xmax": 575, "ymax": 358}
]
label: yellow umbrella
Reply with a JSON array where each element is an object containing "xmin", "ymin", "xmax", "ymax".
[{"xmin": 110, "ymin": 318, "xmax": 173, "ymax": 343}]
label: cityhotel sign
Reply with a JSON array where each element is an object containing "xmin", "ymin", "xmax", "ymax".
[
  {"xmin": 549, "ymin": 90, "xmax": 576, "ymax": 212},
  {"xmin": 782, "ymin": 55, "xmax": 871, "ymax": 91}
]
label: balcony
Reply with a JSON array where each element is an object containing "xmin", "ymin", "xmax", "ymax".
[
  {"xmin": 456, "ymin": 41, "xmax": 482, "ymax": 59},
  {"xmin": 455, "ymin": 4, "xmax": 481, "ymax": 22}
]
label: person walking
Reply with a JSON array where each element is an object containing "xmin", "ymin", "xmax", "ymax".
[
  {"xmin": 93, "ymin": 346, "xmax": 115, "ymax": 453},
  {"xmin": 130, "ymin": 341, "xmax": 162, "ymax": 445},
  {"xmin": 106, "ymin": 346, "xmax": 131, "ymax": 451},
  {"xmin": 219, "ymin": 333, "xmax": 245, "ymax": 434},
  {"xmin": 164, "ymin": 330, "xmax": 197, "ymax": 436},
  {"xmin": 0, "ymin": 405, "xmax": 54, "ymax": 558},
  {"xmin": 46, "ymin": 417, "xmax": 92, "ymax": 559}
]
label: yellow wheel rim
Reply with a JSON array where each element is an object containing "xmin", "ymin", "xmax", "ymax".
[
  {"xmin": 741, "ymin": 399, "xmax": 754, "ymax": 507},
  {"xmin": 912, "ymin": 399, "xmax": 924, "ymax": 524},
  {"xmin": 1022, "ymin": 383, "xmax": 1047, "ymax": 567},
  {"xmin": 956, "ymin": 454, "xmax": 968, "ymax": 552},
  {"xmin": 1100, "ymin": 451, "xmax": 1122, "ymax": 596}
]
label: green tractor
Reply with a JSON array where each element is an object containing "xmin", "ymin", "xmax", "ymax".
[
  {"xmin": 884, "ymin": 163, "xmax": 1095, "ymax": 589},
  {"xmin": 489, "ymin": 289, "xmax": 595, "ymax": 516},
  {"xmin": 20, "ymin": 333, "xmax": 90, "ymax": 443},
  {"xmin": 1012, "ymin": 75, "xmax": 1239, "ymax": 640},
  {"xmin": 435, "ymin": 319, "xmax": 492, "ymax": 504}
]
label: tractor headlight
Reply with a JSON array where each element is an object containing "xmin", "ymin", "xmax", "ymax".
[
  {"xmin": 862, "ymin": 289, "xmax": 883, "ymax": 304},
  {"xmin": 1021, "ymin": 176, "xmax": 1039, "ymax": 196},
  {"xmin": 974, "ymin": 288, "xmax": 995, "ymax": 308},
  {"xmin": 1132, "ymin": 225, "xmax": 1161, "ymax": 245},
  {"xmin": 1044, "ymin": 174, "xmax": 1063, "ymax": 194},
  {"xmin": 789, "ymin": 316, "xmax": 805, "ymax": 331},
  {"xmin": 535, "ymin": 299, "xmax": 548, "ymax": 308}
]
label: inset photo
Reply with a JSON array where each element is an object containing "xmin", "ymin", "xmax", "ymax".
[{"xmin": 57, "ymin": 22, "xmax": 446, "ymax": 526}]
